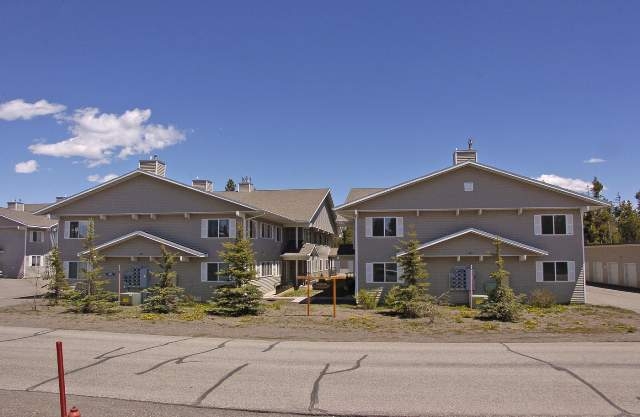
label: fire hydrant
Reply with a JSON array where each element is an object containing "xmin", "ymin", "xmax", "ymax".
[{"xmin": 67, "ymin": 406, "xmax": 81, "ymax": 417}]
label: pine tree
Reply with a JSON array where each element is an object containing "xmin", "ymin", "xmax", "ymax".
[
  {"xmin": 395, "ymin": 228, "xmax": 429, "ymax": 287},
  {"xmin": 635, "ymin": 190, "xmax": 640, "ymax": 210},
  {"xmin": 218, "ymin": 226, "xmax": 256, "ymax": 287},
  {"xmin": 479, "ymin": 240, "xmax": 523, "ymax": 322},
  {"xmin": 46, "ymin": 246, "xmax": 68, "ymax": 304},
  {"xmin": 142, "ymin": 245, "xmax": 185, "ymax": 313},
  {"xmin": 225, "ymin": 179, "xmax": 236, "ymax": 192},
  {"xmin": 617, "ymin": 200, "xmax": 640, "ymax": 243}
]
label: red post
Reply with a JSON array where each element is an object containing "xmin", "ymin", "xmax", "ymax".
[{"xmin": 56, "ymin": 341, "xmax": 67, "ymax": 417}]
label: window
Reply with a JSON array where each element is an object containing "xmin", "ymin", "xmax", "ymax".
[
  {"xmin": 276, "ymin": 227, "xmax": 282, "ymax": 242},
  {"xmin": 542, "ymin": 261, "xmax": 569, "ymax": 282},
  {"xmin": 372, "ymin": 217, "xmax": 397, "ymax": 237},
  {"xmin": 372, "ymin": 263, "xmax": 398, "ymax": 283},
  {"xmin": 30, "ymin": 255, "xmax": 42, "ymax": 267},
  {"xmin": 67, "ymin": 221, "xmax": 88, "ymax": 239},
  {"xmin": 30, "ymin": 231, "xmax": 43, "ymax": 243},
  {"xmin": 204, "ymin": 263, "xmax": 232, "ymax": 282},
  {"xmin": 249, "ymin": 220, "xmax": 257, "ymax": 239},
  {"xmin": 65, "ymin": 261, "xmax": 87, "ymax": 280},
  {"xmin": 261, "ymin": 223, "xmax": 273, "ymax": 239},
  {"xmin": 541, "ymin": 215, "xmax": 567, "ymax": 235},
  {"xmin": 261, "ymin": 262, "xmax": 273, "ymax": 276},
  {"xmin": 207, "ymin": 219, "xmax": 230, "ymax": 238},
  {"xmin": 464, "ymin": 181, "xmax": 474, "ymax": 192}
]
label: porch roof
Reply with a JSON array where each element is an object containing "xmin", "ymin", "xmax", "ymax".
[
  {"xmin": 78, "ymin": 231, "xmax": 207, "ymax": 258},
  {"xmin": 281, "ymin": 243, "xmax": 318, "ymax": 260}
]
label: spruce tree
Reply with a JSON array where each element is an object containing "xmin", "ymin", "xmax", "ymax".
[
  {"xmin": 479, "ymin": 240, "xmax": 523, "ymax": 322},
  {"xmin": 395, "ymin": 228, "xmax": 429, "ymax": 287},
  {"xmin": 142, "ymin": 245, "xmax": 185, "ymax": 313},
  {"xmin": 46, "ymin": 246, "xmax": 68, "ymax": 304},
  {"xmin": 225, "ymin": 178, "xmax": 236, "ymax": 192},
  {"xmin": 218, "ymin": 229, "xmax": 256, "ymax": 287}
]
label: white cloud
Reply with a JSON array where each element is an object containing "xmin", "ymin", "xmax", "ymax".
[
  {"xmin": 536, "ymin": 174, "xmax": 591, "ymax": 193},
  {"xmin": 87, "ymin": 173, "xmax": 119, "ymax": 183},
  {"xmin": 583, "ymin": 157, "xmax": 605, "ymax": 164},
  {"xmin": 0, "ymin": 99, "xmax": 66, "ymax": 121},
  {"xmin": 14, "ymin": 160, "xmax": 39, "ymax": 174},
  {"xmin": 28, "ymin": 107, "xmax": 185, "ymax": 166}
]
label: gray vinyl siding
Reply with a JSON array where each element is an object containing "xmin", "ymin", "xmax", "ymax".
[
  {"xmin": 355, "ymin": 209, "xmax": 584, "ymax": 304},
  {"xmin": 0, "ymin": 217, "xmax": 26, "ymax": 278},
  {"xmin": 310, "ymin": 200, "xmax": 337, "ymax": 235}
]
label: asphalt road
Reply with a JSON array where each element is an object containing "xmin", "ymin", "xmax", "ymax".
[
  {"xmin": 0, "ymin": 278, "xmax": 39, "ymax": 307},
  {"xmin": 0, "ymin": 326, "xmax": 639, "ymax": 416},
  {"xmin": 588, "ymin": 284, "xmax": 640, "ymax": 313}
]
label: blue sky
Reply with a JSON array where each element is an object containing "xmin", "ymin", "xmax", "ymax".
[{"xmin": 1, "ymin": 0, "xmax": 638, "ymax": 205}]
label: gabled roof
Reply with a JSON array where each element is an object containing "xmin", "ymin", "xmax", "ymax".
[
  {"xmin": 24, "ymin": 203, "xmax": 51, "ymax": 213},
  {"xmin": 0, "ymin": 208, "xmax": 57, "ymax": 228},
  {"xmin": 344, "ymin": 188, "xmax": 386, "ymax": 204},
  {"xmin": 216, "ymin": 188, "xmax": 332, "ymax": 223},
  {"xmin": 281, "ymin": 243, "xmax": 318, "ymax": 259},
  {"xmin": 78, "ymin": 230, "xmax": 207, "ymax": 257},
  {"xmin": 337, "ymin": 161, "xmax": 608, "ymax": 210},
  {"xmin": 397, "ymin": 227, "xmax": 548, "ymax": 257}
]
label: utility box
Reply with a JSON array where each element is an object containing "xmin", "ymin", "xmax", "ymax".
[{"xmin": 120, "ymin": 292, "xmax": 142, "ymax": 306}]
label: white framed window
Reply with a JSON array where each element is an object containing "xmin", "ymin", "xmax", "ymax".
[
  {"xmin": 64, "ymin": 261, "xmax": 88, "ymax": 280},
  {"xmin": 29, "ymin": 255, "xmax": 42, "ymax": 267},
  {"xmin": 366, "ymin": 262, "xmax": 402, "ymax": 283},
  {"xmin": 536, "ymin": 261, "xmax": 575, "ymax": 282},
  {"xmin": 464, "ymin": 181, "xmax": 474, "ymax": 192},
  {"xmin": 201, "ymin": 262, "xmax": 233, "ymax": 282},
  {"xmin": 261, "ymin": 223, "xmax": 273, "ymax": 239},
  {"xmin": 366, "ymin": 217, "xmax": 404, "ymax": 237},
  {"xmin": 201, "ymin": 219, "xmax": 235, "ymax": 238},
  {"xmin": 65, "ymin": 221, "xmax": 89, "ymax": 239},
  {"xmin": 534, "ymin": 214, "xmax": 573, "ymax": 236},
  {"xmin": 249, "ymin": 220, "xmax": 257, "ymax": 239},
  {"xmin": 29, "ymin": 231, "xmax": 44, "ymax": 243}
]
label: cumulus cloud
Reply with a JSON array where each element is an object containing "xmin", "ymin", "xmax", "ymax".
[
  {"xmin": 28, "ymin": 107, "xmax": 185, "ymax": 167},
  {"xmin": 14, "ymin": 160, "xmax": 39, "ymax": 174},
  {"xmin": 0, "ymin": 99, "xmax": 66, "ymax": 121},
  {"xmin": 87, "ymin": 173, "xmax": 119, "ymax": 183},
  {"xmin": 536, "ymin": 174, "xmax": 591, "ymax": 193},
  {"xmin": 583, "ymin": 157, "xmax": 605, "ymax": 164}
]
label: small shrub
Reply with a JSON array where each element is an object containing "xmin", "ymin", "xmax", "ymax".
[
  {"xmin": 142, "ymin": 286, "xmax": 185, "ymax": 314},
  {"xmin": 385, "ymin": 285, "xmax": 437, "ymax": 320},
  {"xmin": 208, "ymin": 284, "xmax": 264, "ymax": 317},
  {"xmin": 478, "ymin": 284, "xmax": 525, "ymax": 322},
  {"xmin": 66, "ymin": 289, "xmax": 119, "ymax": 314},
  {"xmin": 178, "ymin": 304, "xmax": 207, "ymax": 321},
  {"xmin": 403, "ymin": 301, "xmax": 439, "ymax": 321},
  {"xmin": 356, "ymin": 289, "xmax": 378, "ymax": 310},
  {"xmin": 529, "ymin": 289, "xmax": 556, "ymax": 308}
]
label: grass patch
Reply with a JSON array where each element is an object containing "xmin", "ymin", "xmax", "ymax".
[
  {"xmin": 140, "ymin": 313, "xmax": 162, "ymax": 321},
  {"xmin": 280, "ymin": 288, "xmax": 321, "ymax": 297},
  {"xmin": 523, "ymin": 319, "xmax": 538, "ymax": 330},
  {"xmin": 264, "ymin": 300, "xmax": 288, "ymax": 311},
  {"xmin": 178, "ymin": 304, "xmax": 207, "ymax": 321},
  {"xmin": 481, "ymin": 322, "xmax": 498, "ymax": 331}
]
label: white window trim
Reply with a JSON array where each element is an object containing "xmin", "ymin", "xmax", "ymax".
[
  {"xmin": 64, "ymin": 220, "xmax": 89, "ymax": 240},
  {"xmin": 200, "ymin": 262, "xmax": 232, "ymax": 282},
  {"xmin": 28, "ymin": 255, "xmax": 42, "ymax": 267},
  {"xmin": 366, "ymin": 262, "xmax": 403, "ymax": 284},
  {"xmin": 534, "ymin": 214, "xmax": 574, "ymax": 236},
  {"xmin": 201, "ymin": 218, "xmax": 235, "ymax": 239},
  {"xmin": 365, "ymin": 217, "xmax": 404, "ymax": 238},
  {"xmin": 29, "ymin": 231, "xmax": 44, "ymax": 243},
  {"xmin": 536, "ymin": 260, "xmax": 576, "ymax": 283}
]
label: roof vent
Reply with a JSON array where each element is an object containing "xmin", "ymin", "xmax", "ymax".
[
  {"xmin": 453, "ymin": 138, "xmax": 478, "ymax": 165},
  {"xmin": 238, "ymin": 176, "xmax": 254, "ymax": 192},
  {"xmin": 192, "ymin": 179, "xmax": 213, "ymax": 192},
  {"xmin": 138, "ymin": 155, "xmax": 166, "ymax": 177}
]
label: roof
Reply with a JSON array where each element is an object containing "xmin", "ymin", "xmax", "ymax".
[
  {"xmin": 397, "ymin": 227, "xmax": 549, "ymax": 257},
  {"xmin": 281, "ymin": 243, "xmax": 318, "ymax": 259},
  {"xmin": 0, "ymin": 208, "xmax": 57, "ymax": 228},
  {"xmin": 344, "ymin": 188, "xmax": 386, "ymax": 204},
  {"xmin": 216, "ymin": 189, "xmax": 331, "ymax": 223},
  {"xmin": 78, "ymin": 230, "xmax": 207, "ymax": 257},
  {"xmin": 24, "ymin": 203, "xmax": 51, "ymax": 213},
  {"xmin": 337, "ymin": 244, "xmax": 355, "ymax": 256},
  {"xmin": 336, "ymin": 161, "xmax": 608, "ymax": 210}
]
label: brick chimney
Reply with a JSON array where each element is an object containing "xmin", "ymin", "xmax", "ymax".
[
  {"xmin": 138, "ymin": 155, "xmax": 166, "ymax": 177},
  {"xmin": 192, "ymin": 179, "xmax": 213, "ymax": 192}
]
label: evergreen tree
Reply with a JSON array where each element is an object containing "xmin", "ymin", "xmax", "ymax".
[
  {"xmin": 218, "ymin": 226, "xmax": 256, "ymax": 287},
  {"xmin": 142, "ymin": 246, "xmax": 185, "ymax": 313},
  {"xmin": 225, "ymin": 178, "xmax": 236, "ymax": 192},
  {"xmin": 583, "ymin": 177, "xmax": 620, "ymax": 245},
  {"xmin": 591, "ymin": 177, "xmax": 603, "ymax": 199},
  {"xmin": 46, "ymin": 246, "xmax": 68, "ymax": 304},
  {"xmin": 395, "ymin": 228, "xmax": 429, "ymax": 287},
  {"xmin": 479, "ymin": 240, "xmax": 523, "ymax": 322},
  {"xmin": 617, "ymin": 200, "xmax": 640, "ymax": 243},
  {"xmin": 635, "ymin": 190, "xmax": 640, "ymax": 210}
]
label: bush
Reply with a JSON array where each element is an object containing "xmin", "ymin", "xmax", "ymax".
[
  {"xmin": 385, "ymin": 285, "xmax": 437, "ymax": 320},
  {"xmin": 478, "ymin": 284, "xmax": 524, "ymax": 322},
  {"xmin": 356, "ymin": 289, "xmax": 378, "ymax": 310},
  {"xmin": 142, "ymin": 286, "xmax": 185, "ymax": 313},
  {"xmin": 207, "ymin": 284, "xmax": 264, "ymax": 316},
  {"xmin": 67, "ymin": 288, "xmax": 119, "ymax": 314},
  {"xmin": 529, "ymin": 289, "xmax": 556, "ymax": 308}
]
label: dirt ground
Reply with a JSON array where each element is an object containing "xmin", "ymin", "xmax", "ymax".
[{"xmin": 0, "ymin": 300, "xmax": 638, "ymax": 343}]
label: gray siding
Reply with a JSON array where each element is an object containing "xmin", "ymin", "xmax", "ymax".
[
  {"xmin": 310, "ymin": 199, "xmax": 337, "ymax": 235},
  {"xmin": 0, "ymin": 217, "xmax": 26, "ymax": 278}
]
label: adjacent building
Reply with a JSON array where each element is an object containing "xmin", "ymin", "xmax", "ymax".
[
  {"xmin": 336, "ymin": 145, "xmax": 608, "ymax": 304},
  {"xmin": 35, "ymin": 158, "xmax": 338, "ymax": 300},
  {"xmin": 585, "ymin": 244, "xmax": 639, "ymax": 289}
]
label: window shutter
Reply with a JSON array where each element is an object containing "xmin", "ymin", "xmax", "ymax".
[
  {"xmin": 365, "ymin": 263, "xmax": 373, "ymax": 283},
  {"xmin": 228, "ymin": 219, "xmax": 236, "ymax": 238},
  {"xmin": 201, "ymin": 219, "xmax": 208, "ymax": 238},
  {"xmin": 396, "ymin": 217, "xmax": 404, "ymax": 237},
  {"xmin": 397, "ymin": 265, "xmax": 404, "ymax": 283},
  {"xmin": 200, "ymin": 262, "xmax": 207, "ymax": 282},
  {"xmin": 40, "ymin": 231, "xmax": 44, "ymax": 242},
  {"xmin": 63, "ymin": 261, "xmax": 70, "ymax": 279},
  {"xmin": 64, "ymin": 221, "xmax": 70, "ymax": 239},
  {"xmin": 535, "ymin": 261, "xmax": 543, "ymax": 282},
  {"xmin": 365, "ymin": 218, "xmax": 373, "ymax": 237},
  {"xmin": 533, "ymin": 215, "xmax": 542, "ymax": 236},
  {"xmin": 256, "ymin": 263, "xmax": 262, "ymax": 277},
  {"xmin": 566, "ymin": 215, "xmax": 574, "ymax": 235},
  {"xmin": 568, "ymin": 261, "xmax": 576, "ymax": 282}
]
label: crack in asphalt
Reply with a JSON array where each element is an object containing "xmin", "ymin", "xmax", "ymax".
[
  {"xmin": 262, "ymin": 341, "xmax": 280, "ymax": 352},
  {"xmin": 26, "ymin": 337, "xmax": 192, "ymax": 391},
  {"xmin": 308, "ymin": 354, "xmax": 368, "ymax": 413},
  {"xmin": 0, "ymin": 329, "xmax": 55, "ymax": 343},
  {"xmin": 136, "ymin": 339, "xmax": 231, "ymax": 375},
  {"xmin": 501, "ymin": 343, "xmax": 639, "ymax": 417},
  {"xmin": 192, "ymin": 363, "xmax": 249, "ymax": 406}
]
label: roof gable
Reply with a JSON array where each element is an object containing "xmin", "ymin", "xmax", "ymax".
[
  {"xmin": 80, "ymin": 231, "xmax": 207, "ymax": 258},
  {"xmin": 0, "ymin": 208, "xmax": 57, "ymax": 228},
  {"xmin": 337, "ymin": 162, "xmax": 606, "ymax": 211}
]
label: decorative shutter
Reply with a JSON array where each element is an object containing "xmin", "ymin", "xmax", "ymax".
[
  {"xmin": 535, "ymin": 261, "xmax": 543, "ymax": 282},
  {"xmin": 228, "ymin": 219, "xmax": 236, "ymax": 238},
  {"xmin": 365, "ymin": 263, "xmax": 373, "ymax": 283},
  {"xmin": 396, "ymin": 217, "xmax": 404, "ymax": 237},
  {"xmin": 63, "ymin": 261, "xmax": 70, "ymax": 279},
  {"xmin": 533, "ymin": 215, "xmax": 542, "ymax": 236},
  {"xmin": 397, "ymin": 265, "xmax": 404, "ymax": 283},
  {"xmin": 64, "ymin": 221, "xmax": 70, "ymax": 239},
  {"xmin": 568, "ymin": 261, "xmax": 576, "ymax": 282},
  {"xmin": 201, "ymin": 219, "xmax": 208, "ymax": 238},
  {"xmin": 200, "ymin": 262, "xmax": 208, "ymax": 282},
  {"xmin": 365, "ymin": 218, "xmax": 373, "ymax": 237},
  {"xmin": 565, "ymin": 215, "xmax": 574, "ymax": 235}
]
